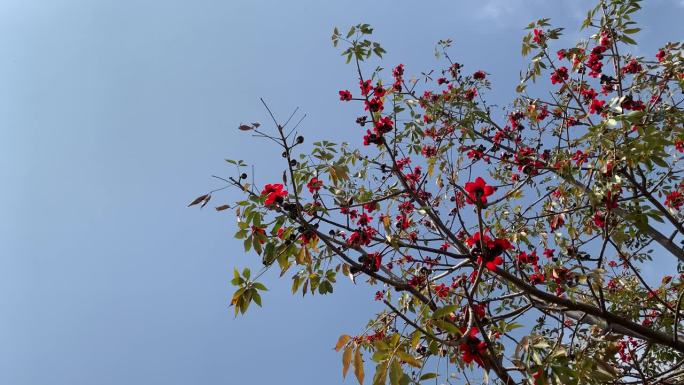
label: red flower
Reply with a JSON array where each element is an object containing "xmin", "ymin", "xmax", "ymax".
[
  {"xmin": 473, "ymin": 70, "xmax": 486, "ymax": 80},
  {"xmin": 261, "ymin": 183, "xmax": 288, "ymax": 205},
  {"xmin": 533, "ymin": 29, "xmax": 544, "ymax": 44},
  {"xmin": 621, "ymin": 59, "xmax": 642, "ymax": 74},
  {"xmin": 364, "ymin": 97, "xmax": 384, "ymax": 112},
  {"xmin": 666, "ymin": 191, "xmax": 684, "ymax": 210},
  {"xmin": 593, "ymin": 211, "xmax": 606, "ymax": 227},
  {"xmin": 580, "ymin": 87, "xmax": 598, "ymax": 102},
  {"xmin": 556, "ymin": 49, "xmax": 567, "ymax": 60},
  {"xmin": 675, "ymin": 140, "xmax": 684, "ymax": 153},
  {"xmin": 359, "ymin": 79, "xmax": 372, "ymax": 96},
  {"xmin": 464, "ymin": 87, "xmax": 477, "ymax": 101},
  {"xmin": 357, "ymin": 213, "xmax": 373, "ymax": 227},
  {"xmin": 307, "ymin": 177, "xmax": 323, "ymax": 193},
  {"xmin": 374, "ymin": 116, "xmax": 393, "ymax": 134},
  {"xmin": 589, "ymin": 98, "xmax": 605, "ymax": 114},
  {"xmin": 363, "ymin": 201, "xmax": 379, "ymax": 212},
  {"xmin": 464, "ymin": 177, "xmax": 496, "ymax": 205},
  {"xmin": 459, "ymin": 328, "xmax": 487, "ymax": 367},
  {"xmin": 550, "ymin": 66, "xmax": 569, "ymax": 85},
  {"xmin": 338, "ymin": 90, "xmax": 352, "ymax": 101},
  {"xmin": 620, "ymin": 95, "xmax": 645, "ymax": 111},
  {"xmin": 656, "ymin": 49, "xmax": 666, "ymax": 62},
  {"xmin": 396, "ymin": 214, "xmax": 411, "ymax": 230},
  {"xmin": 421, "ymin": 145, "xmax": 437, "ymax": 158},
  {"xmin": 392, "ymin": 64, "xmax": 404, "ymax": 78},
  {"xmin": 347, "ymin": 230, "xmax": 370, "ymax": 247},
  {"xmin": 517, "ymin": 251, "xmax": 539, "ymax": 265},
  {"xmin": 530, "ymin": 272, "xmax": 545, "ymax": 285},
  {"xmin": 466, "ymin": 232, "xmax": 511, "ymax": 271},
  {"xmin": 363, "ymin": 129, "xmax": 383, "ymax": 146},
  {"xmin": 434, "ymin": 283, "xmax": 449, "ymax": 298}
]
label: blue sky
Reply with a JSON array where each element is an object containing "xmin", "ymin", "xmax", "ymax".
[{"xmin": 2, "ymin": 1, "xmax": 683, "ymax": 384}]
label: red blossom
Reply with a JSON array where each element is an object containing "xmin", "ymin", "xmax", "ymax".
[
  {"xmin": 533, "ymin": 29, "xmax": 544, "ymax": 44},
  {"xmin": 363, "ymin": 201, "xmax": 379, "ymax": 212},
  {"xmin": 666, "ymin": 191, "xmax": 684, "ymax": 210},
  {"xmin": 338, "ymin": 90, "xmax": 352, "ymax": 101},
  {"xmin": 421, "ymin": 145, "xmax": 438, "ymax": 158},
  {"xmin": 261, "ymin": 183, "xmax": 288, "ymax": 206},
  {"xmin": 466, "ymin": 232, "xmax": 512, "ymax": 271},
  {"xmin": 357, "ymin": 213, "xmax": 373, "ymax": 227},
  {"xmin": 459, "ymin": 328, "xmax": 487, "ymax": 367},
  {"xmin": 622, "ymin": 59, "xmax": 642, "ymax": 74},
  {"xmin": 589, "ymin": 98, "xmax": 605, "ymax": 114},
  {"xmin": 374, "ymin": 116, "xmax": 393, "ymax": 134},
  {"xmin": 359, "ymin": 79, "xmax": 372, "ymax": 95},
  {"xmin": 464, "ymin": 87, "xmax": 477, "ymax": 101},
  {"xmin": 593, "ymin": 211, "xmax": 606, "ymax": 227},
  {"xmin": 434, "ymin": 283, "xmax": 449, "ymax": 298},
  {"xmin": 517, "ymin": 251, "xmax": 539, "ymax": 265},
  {"xmin": 550, "ymin": 66, "xmax": 569, "ymax": 85},
  {"xmin": 556, "ymin": 49, "xmax": 567, "ymax": 60},
  {"xmin": 675, "ymin": 140, "xmax": 684, "ymax": 153},
  {"xmin": 363, "ymin": 129, "xmax": 383, "ymax": 146},
  {"xmin": 307, "ymin": 177, "xmax": 323, "ymax": 193},
  {"xmin": 464, "ymin": 177, "xmax": 496, "ymax": 205},
  {"xmin": 364, "ymin": 97, "xmax": 384, "ymax": 112}
]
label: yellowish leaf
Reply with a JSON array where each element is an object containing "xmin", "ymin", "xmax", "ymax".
[
  {"xmin": 354, "ymin": 347, "xmax": 365, "ymax": 384},
  {"xmin": 343, "ymin": 345, "xmax": 353, "ymax": 378},
  {"xmin": 335, "ymin": 335, "xmax": 351, "ymax": 352}
]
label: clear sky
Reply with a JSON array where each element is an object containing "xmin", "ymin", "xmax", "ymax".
[{"xmin": 2, "ymin": 1, "xmax": 683, "ymax": 384}]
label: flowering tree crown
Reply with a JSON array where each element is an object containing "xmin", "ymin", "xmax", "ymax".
[{"xmin": 193, "ymin": 2, "xmax": 684, "ymax": 384}]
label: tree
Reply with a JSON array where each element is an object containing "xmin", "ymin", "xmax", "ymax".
[{"xmin": 192, "ymin": 1, "xmax": 684, "ymax": 383}]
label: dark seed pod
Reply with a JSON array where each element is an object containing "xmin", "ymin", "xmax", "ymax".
[{"xmin": 296, "ymin": 136, "xmax": 304, "ymax": 144}]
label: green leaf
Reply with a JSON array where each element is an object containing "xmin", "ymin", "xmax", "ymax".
[
  {"xmin": 395, "ymin": 350, "xmax": 422, "ymax": 368},
  {"xmin": 432, "ymin": 304, "xmax": 459, "ymax": 319},
  {"xmin": 389, "ymin": 360, "xmax": 403, "ymax": 385},
  {"xmin": 253, "ymin": 282, "xmax": 268, "ymax": 291},
  {"xmin": 372, "ymin": 362, "xmax": 388, "ymax": 385},
  {"xmin": 346, "ymin": 26, "xmax": 356, "ymax": 39},
  {"xmin": 621, "ymin": 34, "xmax": 637, "ymax": 45},
  {"xmin": 432, "ymin": 319, "xmax": 462, "ymax": 336},
  {"xmin": 252, "ymin": 291, "xmax": 262, "ymax": 307},
  {"xmin": 419, "ymin": 373, "xmax": 437, "ymax": 380}
]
